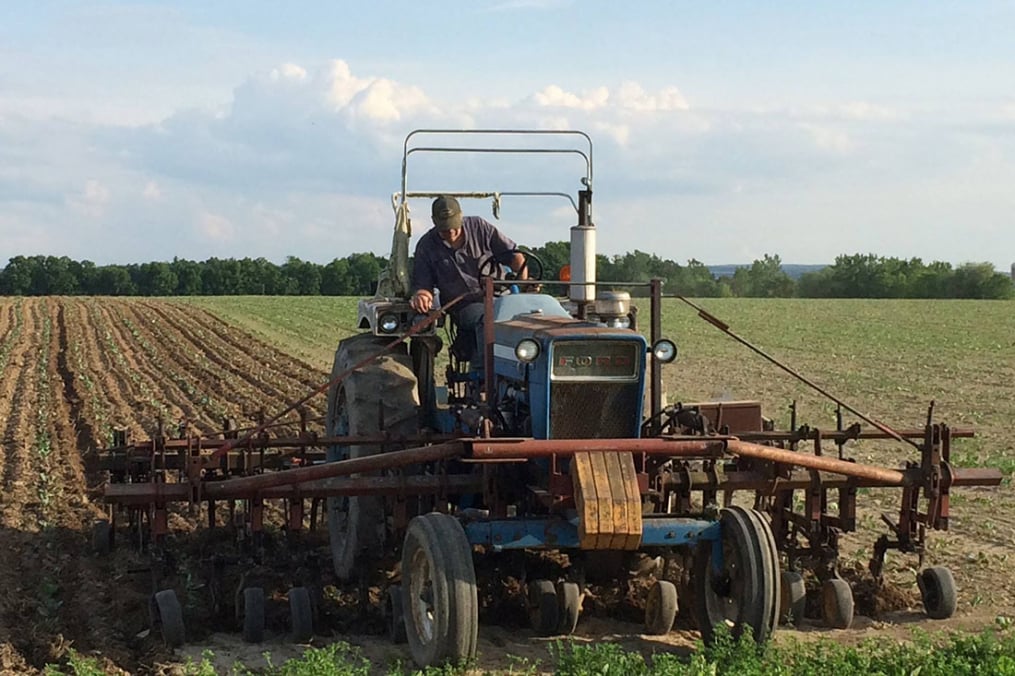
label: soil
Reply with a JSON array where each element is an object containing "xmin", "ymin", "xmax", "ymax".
[{"xmin": 0, "ymin": 296, "xmax": 1011, "ymax": 675}]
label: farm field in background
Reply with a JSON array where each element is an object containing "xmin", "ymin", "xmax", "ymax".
[{"xmin": 0, "ymin": 294, "xmax": 1012, "ymax": 674}]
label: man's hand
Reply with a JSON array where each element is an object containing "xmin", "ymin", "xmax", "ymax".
[{"xmin": 410, "ymin": 289, "xmax": 434, "ymax": 313}]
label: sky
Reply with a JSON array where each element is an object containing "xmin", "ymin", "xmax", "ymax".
[{"xmin": 1, "ymin": 1, "xmax": 1014, "ymax": 270}]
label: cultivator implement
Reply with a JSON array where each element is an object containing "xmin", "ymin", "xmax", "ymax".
[
  {"xmin": 97, "ymin": 398, "xmax": 1002, "ymax": 647},
  {"xmin": 92, "ymin": 129, "xmax": 1004, "ymax": 667}
]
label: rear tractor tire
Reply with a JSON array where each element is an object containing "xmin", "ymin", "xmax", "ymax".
[{"xmin": 325, "ymin": 334, "xmax": 419, "ymax": 581}]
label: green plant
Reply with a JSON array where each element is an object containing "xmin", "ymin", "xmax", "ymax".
[{"xmin": 43, "ymin": 649, "xmax": 106, "ymax": 676}]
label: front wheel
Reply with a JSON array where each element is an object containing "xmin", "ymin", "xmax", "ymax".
[
  {"xmin": 692, "ymin": 507, "xmax": 778, "ymax": 644},
  {"xmin": 402, "ymin": 513, "xmax": 478, "ymax": 667}
]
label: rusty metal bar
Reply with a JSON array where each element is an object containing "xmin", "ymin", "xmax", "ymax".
[
  {"xmin": 945, "ymin": 466, "xmax": 1003, "ymax": 486},
  {"xmin": 662, "ymin": 466, "xmax": 1001, "ymax": 492},
  {"xmin": 103, "ymin": 470, "xmax": 482, "ymax": 504},
  {"xmin": 105, "ymin": 483, "xmax": 190, "ymax": 503},
  {"xmin": 469, "ymin": 437, "xmax": 726, "ymax": 459},
  {"xmin": 251, "ymin": 474, "xmax": 482, "ymax": 500},
  {"xmin": 727, "ymin": 428, "xmax": 975, "ymax": 443},
  {"xmin": 725, "ymin": 440, "xmax": 909, "ymax": 485},
  {"xmin": 104, "ymin": 433, "xmax": 460, "ymax": 454},
  {"xmin": 202, "ymin": 442, "xmax": 465, "ymax": 493}
]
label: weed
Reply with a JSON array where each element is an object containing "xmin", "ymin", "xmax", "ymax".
[{"xmin": 42, "ymin": 649, "xmax": 106, "ymax": 676}]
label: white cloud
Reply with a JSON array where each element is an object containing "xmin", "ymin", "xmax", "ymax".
[
  {"xmin": 270, "ymin": 63, "xmax": 308, "ymax": 82},
  {"xmin": 4, "ymin": 56, "xmax": 1012, "ymax": 269},
  {"xmin": 197, "ymin": 211, "xmax": 234, "ymax": 241},
  {"xmin": 323, "ymin": 60, "xmax": 373, "ymax": 109},
  {"xmin": 69, "ymin": 179, "xmax": 110, "ymax": 216},
  {"xmin": 593, "ymin": 121, "xmax": 630, "ymax": 146},
  {"xmin": 799, "ymin": 124, "xmax": 854, "ymax": 154},
  {"xmin": 615, "ymin": 82, "xmax": 689, "ymax": 112},
  {"xmin": 532, "ymin": 83, "xmax": 688, "ymax": 113},
  {"xmin": 347, "ymin": 79, "xmax": 430, "ymax": 123},
  {"xmin": 789, "ymin": 102, "xmax": 906, "ymax": 122},
  {"xmin": 838, "ymin": 101, "xmax": 905, "ymax": 121},
  {"xmin": 534, "ymin": 85, "xmax": 609, "ymax": 110}
]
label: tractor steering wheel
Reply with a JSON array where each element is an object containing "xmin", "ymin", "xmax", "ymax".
[{"xmin": 477, "ymin": 249, "xmax": 544, "ymax": 285}]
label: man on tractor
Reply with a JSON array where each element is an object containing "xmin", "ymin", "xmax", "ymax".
[{"xmin": 409, "ymin": 195, "xmax": 528, "ymax": 362}]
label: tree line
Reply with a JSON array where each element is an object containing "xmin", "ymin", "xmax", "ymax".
[{"xmin": 0, "ymin": 248, "xmax": 1011, "ymax": 299}]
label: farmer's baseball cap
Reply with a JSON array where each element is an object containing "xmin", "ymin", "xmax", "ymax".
[{"xmin": 432, "ymin": 195, "xmax": 463, "ymax": 231}]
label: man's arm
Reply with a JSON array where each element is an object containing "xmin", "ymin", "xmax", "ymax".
[
  {"xmin": 507, "ymin": 252, "xmax": 528, "ymax": 280},
  {"xmin": 410, "ymin": 240, "xmax": 436, "ymax": 312}
]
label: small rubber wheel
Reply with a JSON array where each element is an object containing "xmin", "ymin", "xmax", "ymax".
[
  {"xmin": 918, "ymin": 566, "xmax": 957, "ymax": 620},
  {"xmin": 779, "ymin": 571, "xmax": 807, "ymax": 626},
  {"xmin": 645, "ymin": 580, "xmax": 678, "ymax": 635},
  {"xmin": 92, "ymin": 519, "xmax": 112, "ymax": 556},
  {"xmin": 527, "ymin": 579, "xmax": 559, "ymax": 636},
  {"xmin": 289, "ymin": 586, "xmax": 314, "ymax": 642},
  {"xmin": 386, "ymin": 584, "xmax": 407, "ymax": 644},
  {"xmin": 821, "ymin": 578, "xmax": 854, "ymax": 629},
  {"xmin": 153, "ymin": 589, "xmax": 185, "ymax": 647},
  {"xmin": 242, "ymin": 587, "xmax": 265, "ymax": 643},
  {"xmin": 556, "ymin": 581, "xmax": 581, "ymax": 635}
]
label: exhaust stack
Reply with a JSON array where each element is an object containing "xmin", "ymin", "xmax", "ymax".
[{"xmin": 569, "ymin": 187, "xmax": 596, "ymax": 303}]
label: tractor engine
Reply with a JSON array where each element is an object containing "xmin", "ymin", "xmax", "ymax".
[{"xmin": 486, "ymin": 295, "xmax": 649, "ymax": 440}]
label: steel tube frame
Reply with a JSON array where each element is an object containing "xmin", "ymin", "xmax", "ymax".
[
  {"xmin": 200, "ymin": 442, "xmax": 465, "ymax": 494},
  {"xmin": 725, "ymin": 439, "xmax": 908, "ymax": 485}
]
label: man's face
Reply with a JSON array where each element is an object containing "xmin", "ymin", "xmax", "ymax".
[{"xmin": 438, "ymin": 226, "xmax": 464, "ymax": 245}]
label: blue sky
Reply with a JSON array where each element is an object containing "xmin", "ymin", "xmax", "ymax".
[{"xmin": 2, "ymin": 1, "xmax": 1014, "ymax": 270}]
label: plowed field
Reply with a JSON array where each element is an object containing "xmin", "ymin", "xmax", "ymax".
[
  {"xmin": 0, "ymin": 296, "xmax": 1012, "ymax": 675},
  {"xmin": 0, "ymin": 297, "xmax": 328, "ymax": 674}
]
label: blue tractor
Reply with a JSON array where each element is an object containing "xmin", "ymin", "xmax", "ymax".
[{"xmin": 326, "ymin": 130, "xmax": 781, "ymax": 667}]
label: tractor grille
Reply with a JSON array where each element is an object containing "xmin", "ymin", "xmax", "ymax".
[{"xmin": 548, "ymin": 381, "xmax": 641, "ymax": 439}]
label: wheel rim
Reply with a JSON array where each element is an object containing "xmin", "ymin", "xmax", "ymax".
[
  {"xmin": 696, "ymin": 508, "xmax": 772, "ymax": 641},
  {"xmin": 703, "ymin": 536, "xmax": 744, "ymax": 627},
  {"xmin": 408, "ymin": 546, "xmax": 436, "ymax": 644}
]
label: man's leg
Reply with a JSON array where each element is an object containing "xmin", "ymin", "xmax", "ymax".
[
  {"xmin": 450, "ymin": 302, "xmax": 485, "ymax": 363},
  {"xmin": 410, "ymin": 335, "xmax": 441, "ymax": 430}
]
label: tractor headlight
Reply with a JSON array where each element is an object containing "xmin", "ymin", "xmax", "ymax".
[
  {"xmin": 379, "ymin": 313, "xmax": 399, "ymax": 333},
  {"xmin": 651, "ymin": 339, "xmax": 678, "ymax": 363},
  {"xmin": 515, "ymin": 339, "xmax": 540, "ymax": 362}
]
